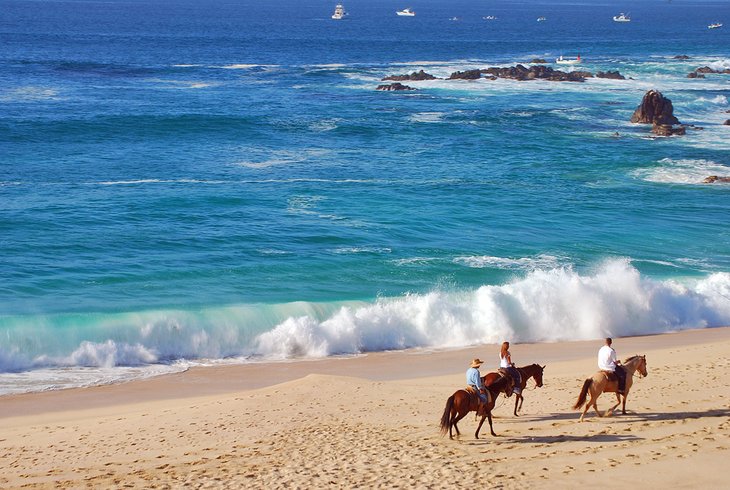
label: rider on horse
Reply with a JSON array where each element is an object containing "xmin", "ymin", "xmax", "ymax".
[
  {"xmin": 466, "ymin": 358, "xmax": 489, "ymax": 416},
  {"xmin": 499, "ymin": 341, "xmax": 522, "ymax": 395},
  {"xmin": 598, "ymin": 337, "xmax": 626, "ymax": 394}
]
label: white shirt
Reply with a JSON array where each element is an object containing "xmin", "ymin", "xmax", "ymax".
[
  {"xmin": 499, "ymin": 352, "xmax": 511, "ymax": 369},
  {"xmin": 598, "ymin": 345, "xmax": 617, "ymax": 371}
]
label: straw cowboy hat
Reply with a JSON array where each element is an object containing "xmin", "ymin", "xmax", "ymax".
[{"xmin": 470, "ymin": 358, "xmax": 484, "ymax": 368}]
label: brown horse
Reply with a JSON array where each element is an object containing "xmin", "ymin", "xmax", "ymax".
[
  {"xmin": 483, "ymin": 363, "xmax": 546, "ymax": 416},
  {"xmin": 573, "ymin": 355, "xmax": 648, "ymax": 422},
  {"xmin": 439, "ymin": 375, "xmax": 514, "ymax": 440}
]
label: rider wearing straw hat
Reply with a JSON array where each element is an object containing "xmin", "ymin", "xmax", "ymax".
[{"xmin": 466, "ymin": 358, "xmax": 489, "ymax": 416}]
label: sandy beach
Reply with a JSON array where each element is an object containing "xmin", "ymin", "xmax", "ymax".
[{"xmin": 1, "ymin": 326, "xmax": 729, "ymax": 489}]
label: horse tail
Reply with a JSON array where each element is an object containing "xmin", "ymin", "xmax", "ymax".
[
  {"xmin": 573, "ymin": 378, "xmax": 592, "ymax": 410},
  {"xmin": 439, "ymin": 395, "xmax": 455, "ymax": 435}
]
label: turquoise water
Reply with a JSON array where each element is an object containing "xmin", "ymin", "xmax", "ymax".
[{"xmin": 1, "ymin": 0, "xmax": 730, "ymax": 393}]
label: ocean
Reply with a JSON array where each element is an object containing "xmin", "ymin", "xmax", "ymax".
[{"xmin": 1, "ymin": 0, "xmax": 729, "ymax": 394}]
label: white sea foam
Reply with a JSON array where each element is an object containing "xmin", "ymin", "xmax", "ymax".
[
  {"xmin": 254, "ymin": 259, "xmax": 730, "ymax": 358},
  {"xmin": 409, "ymin": 112, "xmax": 447, "ymax": 123},
  {"xmin": 631, "ymin": 158, "xmax": 730, "ymax": 185},
  {"xmin": 2, "ymin": 260, "xmax": 730, "ymax": 393},
  {"xmin": 454, "ymin": 254, "xmax": 564, "ymax": 271},
  {"xmin": 330, "ymin": 247, "xmax": 392, "ymax": 255},
  {"xmin": 0, "ymin": 86, "xmax": 60, "ymax": 102}
]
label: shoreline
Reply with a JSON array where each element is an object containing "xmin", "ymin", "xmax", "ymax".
[
  {"xmin": 1, "ymin": 326, "xmax": 728, "ymax": 488},
  {"xmin": 2, "ymin": 325, "xmax": 728, "ymax": 419}
]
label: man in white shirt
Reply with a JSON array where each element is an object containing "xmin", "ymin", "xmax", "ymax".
[{"xmin": 598, "ymin": 337, "xmax": 625, "ymax": 394}]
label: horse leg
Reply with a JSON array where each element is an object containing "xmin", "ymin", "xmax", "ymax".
[
  {"xmin": 475, "ymin": 415, "xmax": 486, "ymax": 439},
  {"xmin": 514, "ymin": 394, "xmax": 521, "ymax": 416},
  {"xmin": 621, "ymin": 392, "xmax": 628, "ymax": 415},
  {"xmin": 488, "ymin": 410, "xmax": 497, "ymax": 437},
  {"xmin": 518, "ymin": 394, "xmax": 524, "ymax": 413},
  {"xmin": 452, "ymin": 411, "xmax": 467, "ymax": 439}
]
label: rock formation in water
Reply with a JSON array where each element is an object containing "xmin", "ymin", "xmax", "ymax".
[
  {"xmin": 376, "ymin": 82, "xmax": 416, "ymax": 91},
  {"xmin": 630, "ymin": 90, "xmax": 685, "ymax": 135},
  {"xmin": 703, "ymin": 176, "xmax": 730, "ymax": 183},
  {"xmin": 381, "ymin": 70, "xmax": 437, "ymax": 81}
]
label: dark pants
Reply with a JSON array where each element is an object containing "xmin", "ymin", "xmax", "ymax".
[{"xmin": 615, "ymin": 365, "xmax": 626, "ymax": 392}]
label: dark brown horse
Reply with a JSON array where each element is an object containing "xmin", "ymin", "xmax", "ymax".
[
  {"xmin": 483, "ymin": 363, "xmax": 545, "ymax": 416},
  {"xmin": 439, "ymin": 375, "xmax": 514, "ymax": 440}
]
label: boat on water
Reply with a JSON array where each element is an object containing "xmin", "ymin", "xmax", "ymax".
[
  {"xmin": 449, "ymin": 17, "xmax": 460, "ymax": 22},
  {"xmin": 556, "ymin": 55, "xmax": 581, "ymax": 65},
  {"xmin": 613, "ymin": 13, "xmax": 631, "ymax": 22},
  {"xmin": 708, "ymin": 22, "xmax": 723, "ymax": 29},
  {"xmin": 537, "ymin": 16, "xmax": 547, "ymax": 22},
  {"xmin": 483, "ymin": 15, "xmax": 497, "ymax": 21},
  {"xmin": 331, "ymin": 4, "xmax": 347, "ymax": 20},
  {"xmin": 396, "ymin": 8, "xmax": 415, "ymax": 17}
]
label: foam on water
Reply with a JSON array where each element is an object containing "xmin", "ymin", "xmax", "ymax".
[
  {"xmin": 632, "ymin": 158, "xmax": 730, "ymax": 185},
  {"xmin": 2, "ymin": 259, "xmax": 729, "ymax": 394}
]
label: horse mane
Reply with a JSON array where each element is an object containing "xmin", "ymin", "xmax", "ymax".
[{"xmin": 623, "ymin": 355, "xmax": 642, "ymax": 364}]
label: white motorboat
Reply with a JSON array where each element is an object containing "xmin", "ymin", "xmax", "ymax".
[
  {"xmin": 556, "ymin": 55, "xmax": 581, "ymax": 65},
  {"xmin": 449, "ymin": 17, "xmax": 460, "ymax": 22},
  {"xmin": 708, "ymin": 22, "xmax": 723, "ymax": 29},
  {"xmin": 483, "ymin": 15, "xmax": 497, "ymax": 20},
  {"xmin": 396, "ymin": 8, "xmax": 415, "ymax": 17},
  {"xmin": 537, "ymin": 16, "xmax": 547, "ymax": 22},
  {"xmin": 331, "ymin": 4, "xmax": 347, "ymax": 20},
  {"xmin": 613, "ymin": 13, "xmax": 631, "ymax": 22}
]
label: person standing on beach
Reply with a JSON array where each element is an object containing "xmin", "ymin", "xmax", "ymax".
[
  {"xmin": 598, "ymin": 337, "xmax": 626, "ymax": 394},
  {"xmin": 499, "ymin": 341, "xmax": 522, "ymax": 395},
  {"xmin": 466, "ymin": 358, "xmax": 489, "ymax": 416}
]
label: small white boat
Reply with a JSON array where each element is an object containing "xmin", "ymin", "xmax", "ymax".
[
  {"xmin": 483, "ymin": 15, "xmax": 497, "ymax": 21},
  {"xmin": 331, "ymin": 4, "xmax": 347, "ymax": 20},
  {"xmin": 708, "ymin": 22, "xmax": 723, "ymax": 29},
  {"xmin": 613, "ymin": 13, "xmax": 631, "ymax": 22},
  {"xmin": 537, "ymin": 16, "xmax": 547, "ymax": 22},
  {"xmin": 556, "ymin": 55, "xmax": 582, "ymax": 65},
  {"xmin": 449, "ymin": 16, "xmax": 460, "ymax": 22},
  {"xmin": 396, "ymin": 8, "xmax": 415, "ymax": 17}
]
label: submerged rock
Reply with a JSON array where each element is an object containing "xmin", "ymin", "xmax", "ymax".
[
  {"xmin": 529, "ymin": 58, "xmax": 548, "ymax": 64},
  {"xmin": 703, "ymin": 176, "xmax": 730, "ymax": 183},
  {"xmin": 673, "ymin": 55, "xmax": 691, "ymax": 60},
  {"xmin": 376, "ymin": 82, "xmax": 416, "ymax": 91},
  {"xmin": 687, "ymin": 72, "xmax": 705, "ymax": 78},
  {"xmin": 596, "ymin": 70, "xmax": 626, "ymax": 80}
]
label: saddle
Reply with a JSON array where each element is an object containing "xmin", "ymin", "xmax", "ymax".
[
  {"xmin": 601, "ymin": 370, "xmax": 618, "ymax": 383},
  {"xmin": 465, "ymin": 386, "xmax": 491, "ymax": 404}
]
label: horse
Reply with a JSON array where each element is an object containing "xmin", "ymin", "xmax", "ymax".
[
  {"xmin": 573, "ymin": 355, "xmax": 648, "ymax": 422},
  {"xmin": 483, "ymin": 363, "xmax": 546, "ymax": 416},
  {"xmin": 439, "ymin": 375, "xmax": 514, "ymax": 440}
]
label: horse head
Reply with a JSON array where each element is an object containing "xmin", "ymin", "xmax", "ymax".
[
  {"xmin": 534, "ymin": 364, "xmax": 545, "ymax": 387},
  {"xmin": 637, "ymin": 355, "xmax": 648, "ymax": 377}
]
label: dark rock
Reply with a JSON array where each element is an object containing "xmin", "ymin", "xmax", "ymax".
[
  {"xmin": 530, "ymin": 58, "xmax": 548, "ymax": 64},
  {"xmin": 596, "ymin": 70, "xmax": 625, "ymax": 80},
  {"xmin": 724, "ymin": 120, "xmax": 730, "ymax": 125},
  {"xmin": 631, "ymin": 90, "xmax": 681, "ymax": 126},
  {"xmin": 382, "ymin": 69, "xmax": 437, "ymax": 81},
  {"xmin": 687, "ymin": 72, "xmax": 705, "ymax": 78},
  {"xmin": 481, "ymin": 64, "xmax": 590, "ymax": 82},
  {"xmin": 376, "ymin": 82, "xmax": 416, "ymax": 91},
  {"xmin": 673, "ymin": 55, "xmax": 691, "ymax": 60},
  {"xmin": 652, "ymin": 123, "xmax": 685, "ymax": 136},
  {"xmin": 448, "ymin": 69, "xmax": 482, "ymax": 80},
  {"xmin": 696, "ymin": 66, "xmax": 715, "ymax": 73},
  {"xmin": 703, "ymin": 176, "xmax": 730, "ymax": 183}
]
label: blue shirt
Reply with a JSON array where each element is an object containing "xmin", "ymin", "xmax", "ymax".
[{"xmin": 466, "ymin": 367, "xmax": 484, "ymax": 390}]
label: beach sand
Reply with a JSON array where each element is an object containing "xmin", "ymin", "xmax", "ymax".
[{"xmin": 1, "ymin": 327, "xmax": 729, "ymax": 489}]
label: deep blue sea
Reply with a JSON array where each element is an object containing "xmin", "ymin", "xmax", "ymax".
[{"xmin": 1, "ymin": 0, "xmax": 729, "ymax": 393}]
